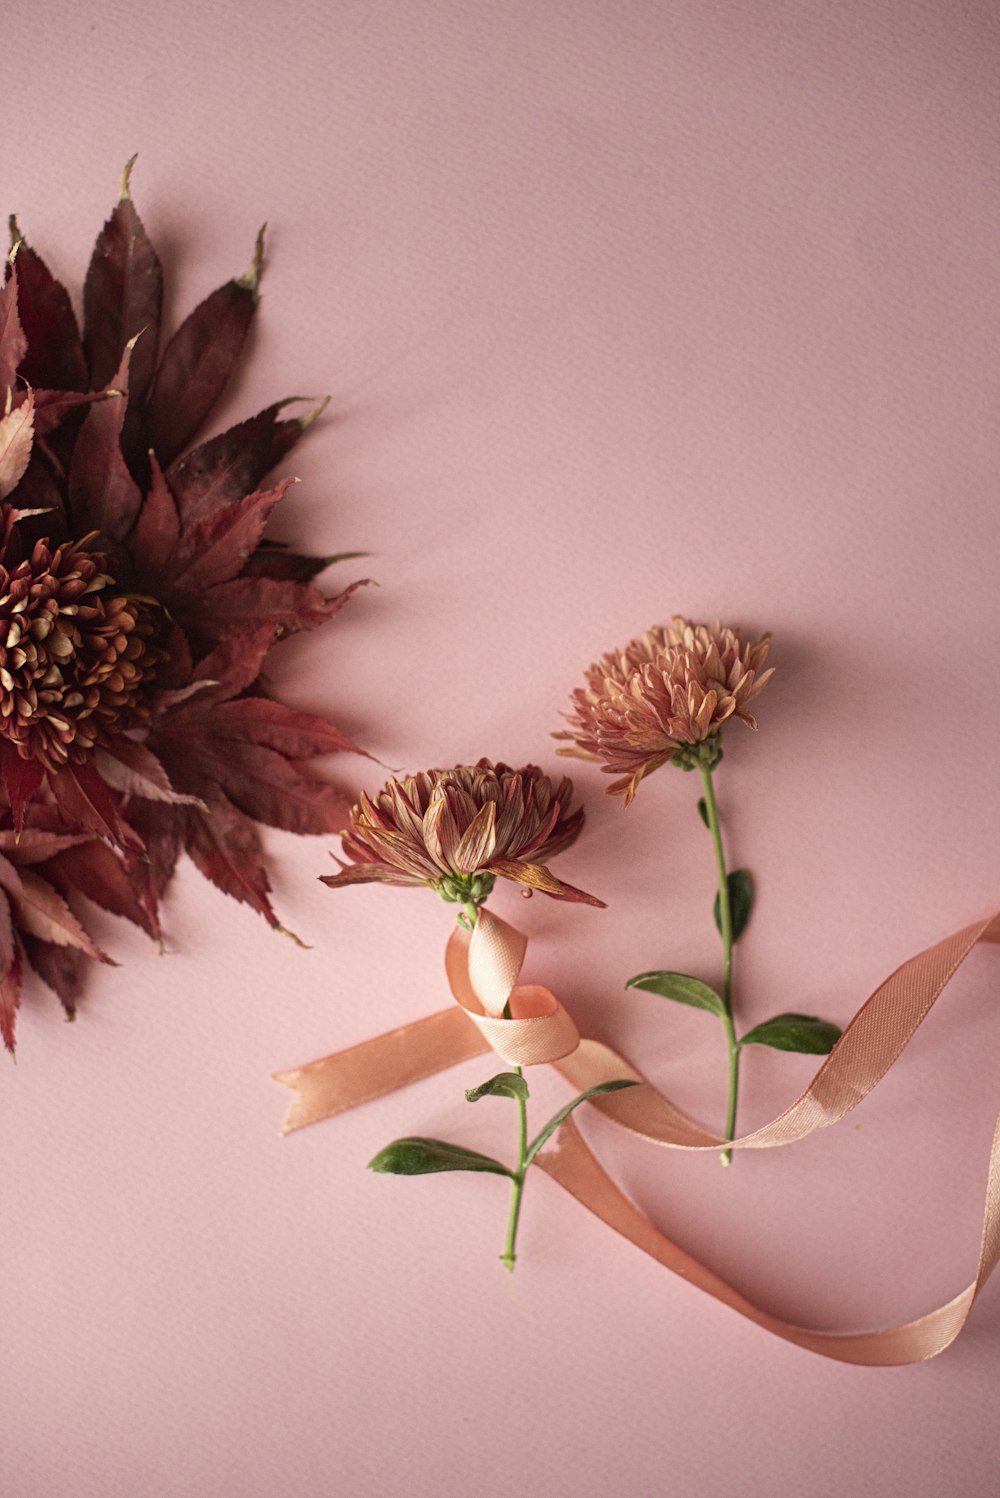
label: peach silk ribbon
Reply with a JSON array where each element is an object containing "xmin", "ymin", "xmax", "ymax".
[{"xmin": 275, "ymin": 907, "xmax": 1000, "ymax": 1365}]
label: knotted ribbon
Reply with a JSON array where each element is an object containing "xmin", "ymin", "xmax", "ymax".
[{"xmin": 275, "ymin": 907, "xmax": 1000, "ymax": 1364}]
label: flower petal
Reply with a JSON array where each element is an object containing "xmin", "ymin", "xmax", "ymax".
[
  {"xmin": 488, "ymin": 858, "xmax": 605, "ymax": 907},
  {"xmin": 452, "ymin": 800, "xmax": 497, "ymax": 874}
]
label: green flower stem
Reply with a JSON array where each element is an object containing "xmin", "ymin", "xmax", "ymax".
[
  {"xmin": 459, "ymin": 901, "xmax": 529, "ymax": 1271},
  {"xmin": 698, "ymin": 761, "xmax": 740, "ymax": 1167},
  {"xmin": 501, "ymin": 1066, "xmax": 528, "ymax": 1273}
]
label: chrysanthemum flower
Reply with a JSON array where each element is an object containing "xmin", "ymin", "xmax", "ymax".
[
  {"xmin": 0, "ymin": 164, "xmax": 372, "ymax": 1045},
  {"xmin": 556, "ymin": 616, "xmax": 774, "ymax": 805},
  {"xmin": 322, "ymin": 759, "xmax": 604, "ymax": 906}
]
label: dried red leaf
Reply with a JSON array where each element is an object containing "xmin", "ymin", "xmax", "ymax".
[
  {"xmin": 182, "ymin": 789, "xmax": 277, "ymax": 925},
  {"xmin": 166, "ymin": 480, "xmax": 289, "ymax": 594},
  {"xmin": 0, "ymin": 929, "xmax": 22, "ymax": 1053},
  {"xmin": 6, "ymin": 229, "xmax": 87, "ymax": 391},
  {"xmin": 20, "ymin": 935, "xmax": 86, "ymax": 1017},
  {"xmin": 191, "ymin": 575, "xmax": 369, "ymax": 638},
  {"xmin": 45, "ymin": 838, "xmax": 158, "ymax": 940},
  {"xmin": 1, "ymin": 749, "xmax": 45, "ymax": 834},
  {"xmin": 0, "ymin": 256, "xmax": 27, "ymax": 391},
  {"xmin": 12, "ymin": 866, "xmax": 107, "ymax": 957},
  {"xmin": 51, "ymin": 763, "xmax": 145, "ymax": 853},
  {"xmin": 166, "ymin": 400, "xmax": 296, "ymax": 523},
  {"xmin": 205, "ymin": 698, "xmax": 370, "ymax": 759},
  {"xmin": 192, "ymin": 740, "xmax": 352, "ymax": 834},
  {"xmin": 0, "ymin": 387, "xmax": 34, "ymax": 501},
  {"xmin": 67, "ymin": 340, "xmax": 141, "ymax": 540},
  {"xmin": 130, "ymin": 450, "xmax": 179, "ymax": 572},
  {"xmin": 145, "ymin": 228, "xmax": 264, "ymax": 465},
  {"xmin": 83, "ymin": 162, "xmax": 162, "ymax": 404}
]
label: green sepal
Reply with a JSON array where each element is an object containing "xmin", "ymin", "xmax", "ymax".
[
  {"xmin": 625, "ymin": 970, "xmax": 725, "ymax": 1017},
  {"xmin": 524, "ymin": 1080, "xmax": 639, "ymax": 1167},
  {"xmin": 738, "ymin": 1013, "xmax": 842, "ymax": 1054},
  {"xmin": 713, "ymin": 869, "xmax": 754, "ymax": 942},
  {"xmin": 465, "ymin": 1072, "xmax": 529, "ymax": 1103},
  {"xmin": 367, "ymin": 1137, "xmax": 514, "ymax": 1178},
  {"xmin": 697, "ymin": 797, "xmax": 710, "ymax": 828}
]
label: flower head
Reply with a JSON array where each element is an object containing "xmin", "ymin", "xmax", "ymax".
[
  {"xmin": 322, "ymin": 759, "xmax": 604, "ymax": 906},
  {"xmin": 556, "ymin": 616, "xmax": 774, "ymax": 804}
]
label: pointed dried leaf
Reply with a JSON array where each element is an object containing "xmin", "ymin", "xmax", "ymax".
[
  {"xmin": 51, "ymin": 762, "xmax": 144, "ymax": 853},
  {"xmin": 0, "ymin": 388, "xmax": 34, "ymax": 500},
  {"xmin": 8, "ymin": 233, "xmax": 87, "ymax": 390},
  {"xmin": 45, "ymin": 838, "xmax": 159, "ymax": 940},
  {"xmin": 182, "ymin": 791, "xmax": 277, "ymax": 925},
  {"xmin": 21, "ymin": 935, "xmax": 87, "ymax": 1016},
  {"xmin": 67, "ymin": 342, "xmax": 141, "ymax": 540},
  {"xmin": 203, "ymin": 698, "xmax": 370, "ymax": 759},
  {"xmin": 1, "ymin": 748, "xmax": 45, "ymax": 834},
  {"xmin": 157, "ymin": 627, "xmax": 277, "ymax": 718},
  {"xmin": 145, "ymin": 235, "xmax": 263, "ymax": 464},
  {"xmin": 93, "ymin": 741, "xmax": 203, "ymax": 807},
  {"xmin": 0, "ymin": 933, "xmax": 22, "ymax": 1054},
  {"xmin": 83, "ymin": 178, "xmax": 162, "ymax": 402},
  {"xmin": 166, "ymin": 401, "xmax": 295, "ymax": 522},
  {"xmin": 190, "ymin": 575, "xmax": 370, "ymax": 638},
  {"xmin": 169, "ymin": 480, "xmax": 289, "ymax": 593},
  {"xmin": 195, "ymin": 741, "xmax": 352, "ymax": 834},
  {"xmin": 13, "ymin": 868, "xmax": 107, "ymax": 957},
  {"xmin": 0, "ymin": 257, "xmax": 27, "ymax": 390},
  {"xmin": 130, "ymin": 450, "xmax": 180, "ymax": 571}
]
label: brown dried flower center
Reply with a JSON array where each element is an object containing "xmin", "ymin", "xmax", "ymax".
[{"xmin": 0, "ymin": 535, "xmax": 162, "ymax": 770}]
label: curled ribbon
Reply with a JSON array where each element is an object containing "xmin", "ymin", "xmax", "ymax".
[{"xmin": 275, "ymin": 907, "xmax": 1000, "ymax": 1364}]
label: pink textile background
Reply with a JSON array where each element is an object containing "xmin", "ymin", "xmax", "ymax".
[{"xmin": 3, "ymin": 1, "xmax": 1000, "ymax": 1493}]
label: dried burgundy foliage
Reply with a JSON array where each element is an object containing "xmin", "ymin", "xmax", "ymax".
[{"xmin": 0, "ymin": 164, "xmax": 370, "ymax": 1049}]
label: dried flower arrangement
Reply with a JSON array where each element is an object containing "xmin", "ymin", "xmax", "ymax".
[{"xmin": 0, "ymin": 161, "xmax": 369, "ymax": 1050}]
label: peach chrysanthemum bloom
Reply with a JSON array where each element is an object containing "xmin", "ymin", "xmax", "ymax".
[
  {"xmin": 321, "ymin": 759, "xmax": 604, "ymax": 906},
  {"xmin": 555, "ymin": 617, "xmax": 774, "ymax": 805}
]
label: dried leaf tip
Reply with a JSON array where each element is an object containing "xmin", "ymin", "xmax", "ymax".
[
  {"xmin": 119, "ymin": 153, "xmax": 139, "ymax": 201},
  {"xmin": 299, "ymin": 395, "xmax": 331, "ymax": 431},
  {"xmin": 8, "ymin": 215, "xmax": 22, "ymax": 251},
  {"xmin": 237, "ymin": 224, "xmax": 267, "ymax": 301},
  {"xmin": 275, "ymin": 922, "xmax": 310, "ymax": 949}
]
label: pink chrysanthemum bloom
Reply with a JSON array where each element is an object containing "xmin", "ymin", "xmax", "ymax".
[
  {"xmin": 321, "ymin": 759, "xmax": 604, "ymax": 907},
  {"xmin": 555, "ymin": 616, "xmax": 774, "ymax": 805}
]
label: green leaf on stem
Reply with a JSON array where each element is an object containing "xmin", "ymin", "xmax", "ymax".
[
  {"xmin": 713, "ymin": 869, "xmax": 754, "ymax": 942},
  {"xmin": 524, "ymin": 1080, "xmax": 639, "ymax": 1167},
  {"xmin": 625, "ymin": 970, "xmax": 725, "ymax": 1017},
  {"xmin": 367, "ymin": 1137, "xmax": 514, "ymax": 1178},
  {"xmin": 739, "ymin": 1013, "xmax": 842, "ymax": 1054},
  {"xmin": 697, "ymin": 796, "xmax": 710, "ymax": 828},
  {"xmin": 465, "ymin": 1072, "xmax": 529, "ymax": 1103}
]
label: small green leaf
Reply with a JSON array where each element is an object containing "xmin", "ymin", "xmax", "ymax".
[
  {"xmin": 713, "ymin": 869, "xmax": 754, "ymax": 942},
  {"xmin": 367, "ymin": 1137, "xmax": 514, "ymax": 1178},
  {"xmin": 525, "ymin": 1080, "xmax": 639, "ymax": 1166},
  {"xmin": 697, "ymin": 797, "xmax": 710, "ymax": 828},
  {"xmin": 739, "ymin": 1013, "xmax": 842, "ymax": 1054},
  {"xmin": 465, "ymin": 1072, "xmax": 529, "ymax": 1103},
  {"xmin": 625, "ymin": 970, "xmax": 725, "ymax": 1017}
]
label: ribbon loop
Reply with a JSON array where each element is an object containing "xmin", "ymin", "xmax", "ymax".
[{"xmin": 274, "ymin": 907, "xmax": 1000, "ymax": 1363}]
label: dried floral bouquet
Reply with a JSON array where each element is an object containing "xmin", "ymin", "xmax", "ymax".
[{"xmin": 0, "ymin": 162, "xmax": 369, "ymax": 1050}]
